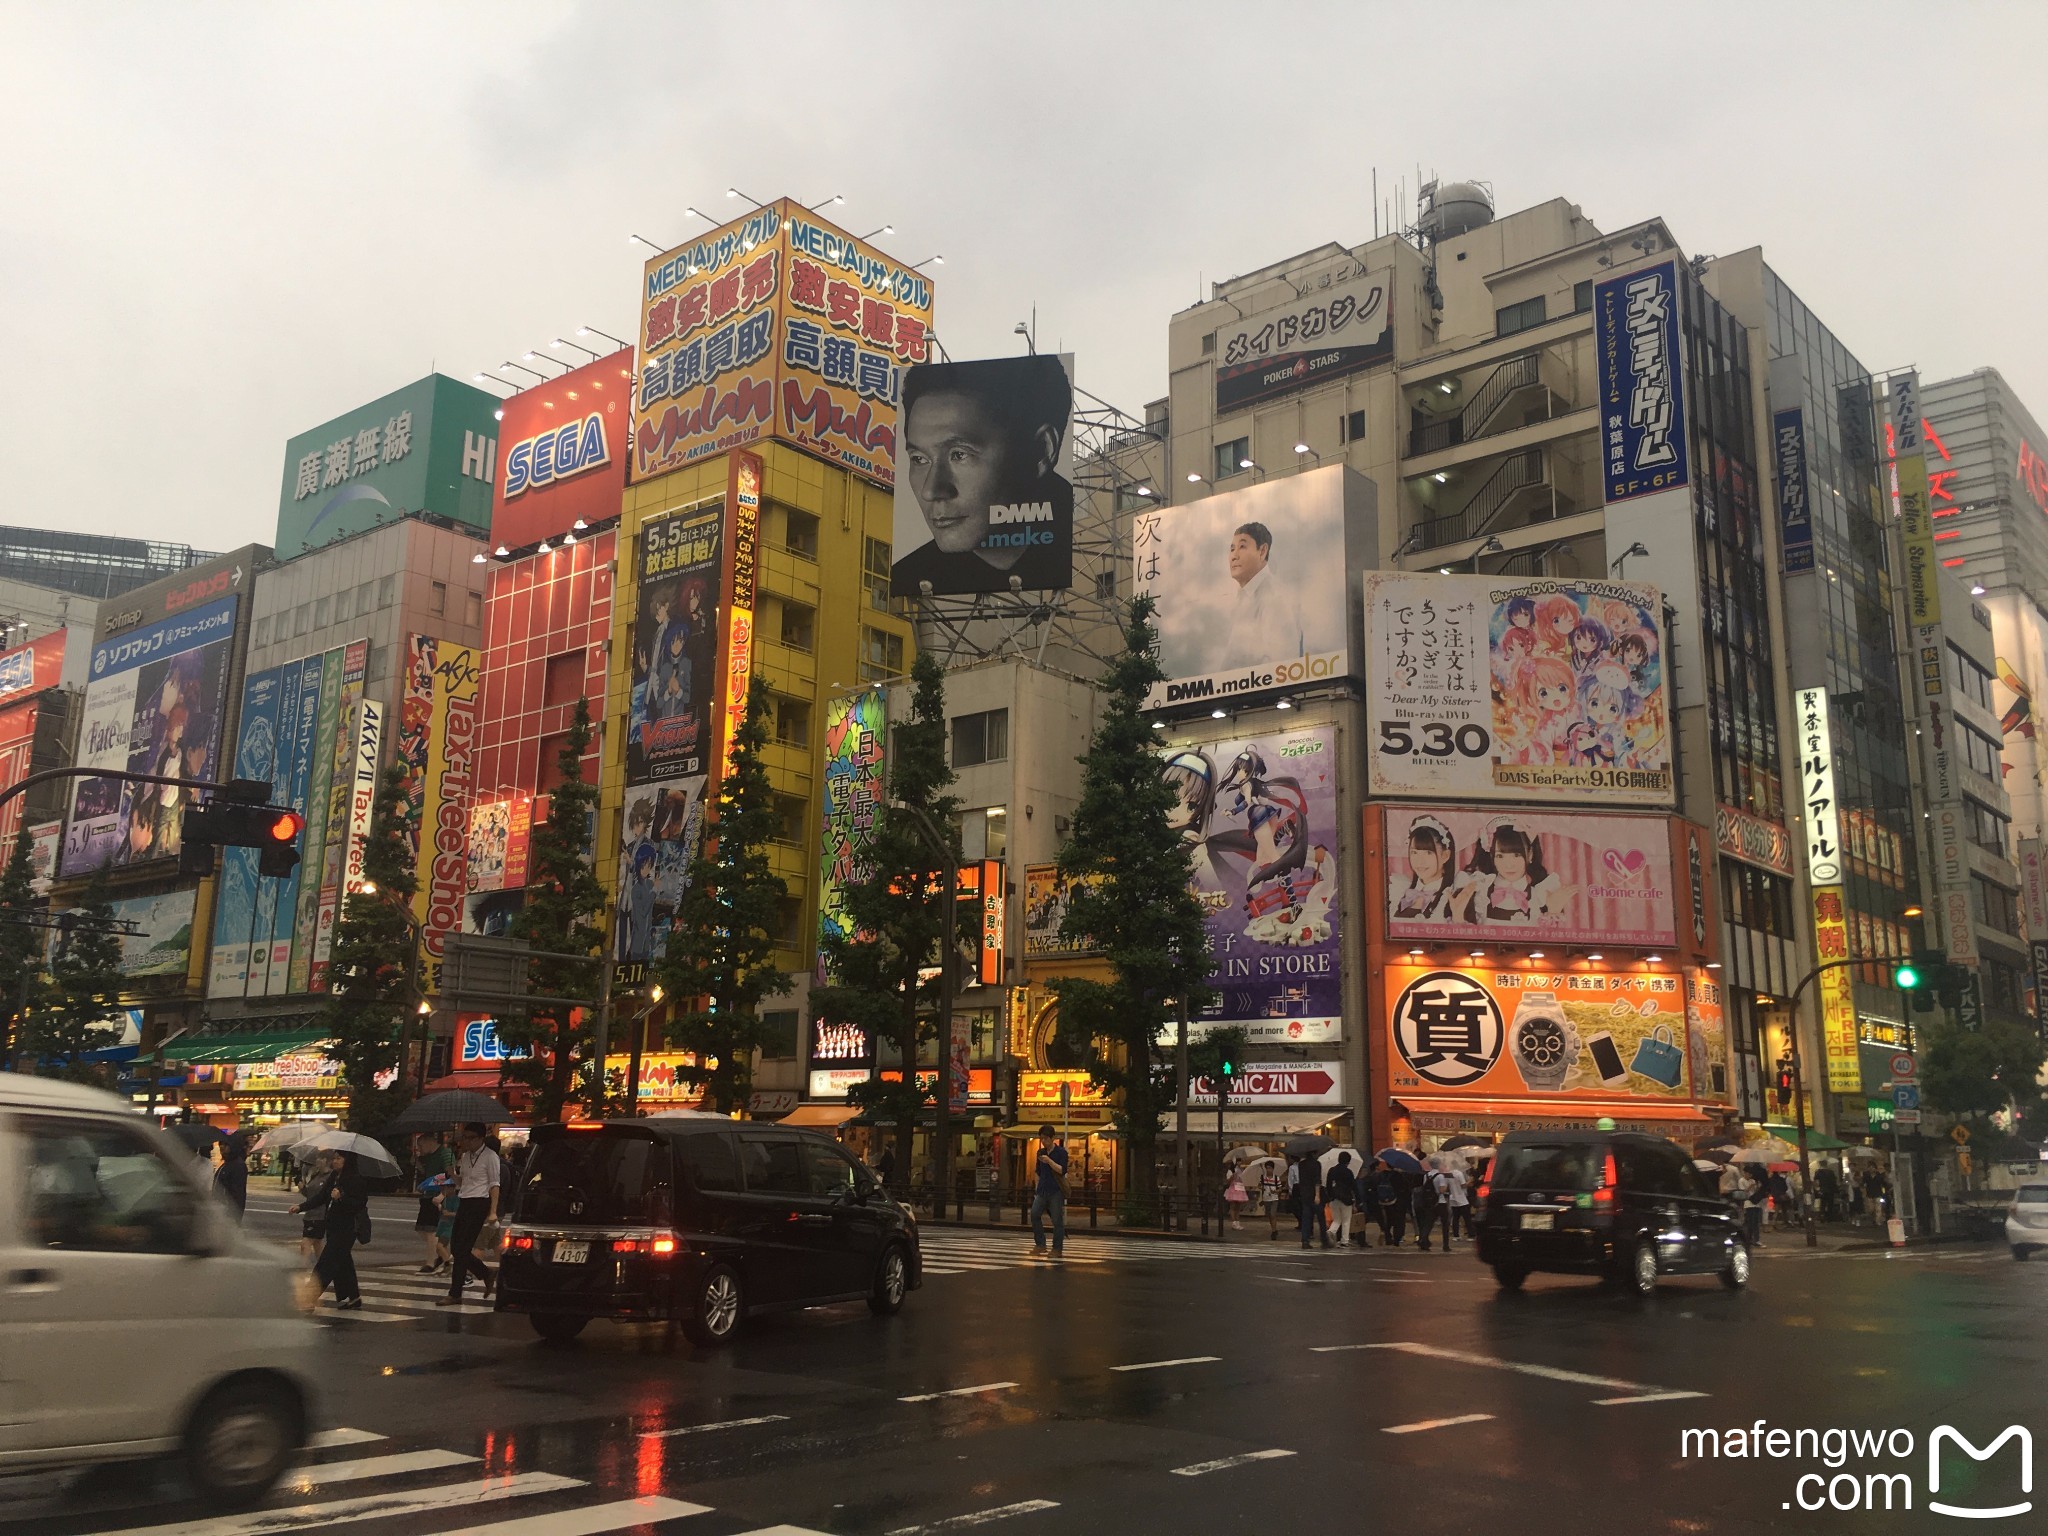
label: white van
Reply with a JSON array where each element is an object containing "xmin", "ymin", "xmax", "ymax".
[{"xmin": 0, "ymin": 1074, "xmax": 318, "ymax": 1505}]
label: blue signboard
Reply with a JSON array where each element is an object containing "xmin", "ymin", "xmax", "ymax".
[
  {"xmin": 1775, "ymin": 407, "xmax": 1813, "ymax": 574},
  {"xmin": 208, "ymin": 664, "xmax": 284, "ymax": 995},
  {"xmin": 1594, "ymin": 259, "xmax": 1690, "ymax": 504}
]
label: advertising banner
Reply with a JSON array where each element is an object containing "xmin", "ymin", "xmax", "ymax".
[
  {"xmin": 1135, "ymin": 465, "xmax": 1366, "ymax": 710},
  {"xmin": 817, "ymin": 689, "xmax": 885, "ymax": 971},
  {"xmin": 1811, "ymin": 886, "xmax": 1862, "ymax": 1093},
  {"xmin": 1891, "ymin": 373, "xmax": 1941, "ymax": 633},
  {"xmin": 1381, "ymin": 805, "xmax": 1678, "ymax": 948},
  {"xmin": 468, "ymin": 800, "xmax": 513, "ymax": 893},
  {"xmin": 1384, "ymin": 962, "xmax": 1691, "ymax": 1102},
  {"xmin": 400, "ymin": 636, "xmax": 480, "ymax": 997},
  {"xmin": 256, "ymin": 653, "xmax": 324, "ymax": 995},
  {"xmin": 26, "ymin": 820, "xmax": 59, "ymax": 895},
  {"xmin": 1594, "ymin": 259, "xmax": 1690, "ymax": 504},
  {"xmin": 634, "ymin": 201, "xmax": 934, "ymax": 487},
  {"xmin": 1023, "ymin": 864, "xmax": 1101, "ymax": 957},
  {"xmin": 209, "ymin": 664, "xmax": 281, "ymax": 995},
  {"xmin": 51, "ymin": 888, "xmax": 196, "ymax": 979},
  {"xmin": 1774, "ymin": 407, "xmax": 1813, "ymax": 574},
  {"xmin": 889, "ymin": 354, "xmax": 1076, "ymax": 597},
  {"xmin": 342, "ymin": 698, "xmax": 384, "ymax": 896},
  {"xmin": 0, "ymin": 700, "xmax": 40, "ymax": 847},
  {"xmin": 627, "ymin": 502, "xmax": 722, "ymax": 785},
  {"xmin": 1189, "ymin": 1059, "xmax": 1343, "ymax": 1108},
  {"xmin": 309, "ymin": 640, "xmax": 367, "ymax": 991},
  {"xmin": 236, "ymin": 1052, "xmax": 342, "ymax": 1094},
  {"xmin": 490, "ymin": 352, "xmax": 634, "ymax": 549},
  {"xmin": 1685, "ymin": 967, "xmax": 1732, "ymax": 1105},
  {"xmin": 1215, "ymin": 268, "xmax": 1392, "ymax": 413},
  {"xmin": 612, "ymin": 776, "xmax": 704, "ymax": 987},
  {"xmin": 718, "ymin": 451, "xmax": 762, "ymax": 782},
  {"xmin": 1164, "ymin": 726, "xmax": 1341, "ymax": 1042},
  {"xmin": 1364, "ymin": 572, "xmax": 1673, "ymax": 805},
  {"xmin": 63, "ymin": 594, "xmax": 237, "ymax": 876}
]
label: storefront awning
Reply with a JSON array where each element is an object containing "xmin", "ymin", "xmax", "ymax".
[
  {"xmin": 1760, "ymin": 1124, "xmax": 1849, "ymax": 1150},
  {"xmin": 1177, "ymin": 1111, "xmax": 1352, "ymax": 1139},
  {"xmin": 162, "ymin": 1029, "xmax": 333, "ymax": 1064},
  {"xmin": 778, "ymin": 1104, "xmax": 861, "ymax": 1129},
  {"xmin": 1397, "ymin": 1097, "xmax": 1719, "ymax": 1142}
]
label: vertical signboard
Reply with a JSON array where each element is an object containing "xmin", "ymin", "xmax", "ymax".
[
  {"xmin": 342, "ymin": 698, "xmax": 384, "ymax": 896},
  {"xmin": 309, "ymin": 641, "xmax": 368, "ymax": 990},
  {"xmin": 626, "ymin": 503, "xmax": 722, "ymax": 785},
  {"xmin": 1594, "ymin": 259, "xmax": 1690, "ymax": 504},
  {"xmin": 0, "ymin": 632, "xmax": 64, "ymax": 846},
  {"xmin": 1795, "ymin": 686, "xmax": 1862, "ymax": 1093},
  {"xmin": 1892, "ymin": 373, "xmax": 1941, "ymax": 633},
  {"xmin": 401, "ymin": 636, "xmax": 480, "ymax": 997},
  {"xmin": 1774, "ymin": 407, "xmax": 1813, "ymax": 574},
  {"xmin": 817, "ymin": 688, "xmax": 885, "ymax": 978},
  {"xmin": 209, "ymin": 665, "xmax": 282, "ymax": 996},
  {"xmin": 718, "ymin": 450, "xmax": 762, "ymax": 782}
]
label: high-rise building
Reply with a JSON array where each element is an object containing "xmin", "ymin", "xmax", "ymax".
[{"xmin": 0, "ymin": 526, "xmax": 216, "ymax": 602}]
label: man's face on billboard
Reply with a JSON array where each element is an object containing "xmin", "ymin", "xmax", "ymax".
[
  {"xmin": 905, "ymin": 393, "xmax": 1022, "ymax": 555},
  {"xmin": 1227, "ymin": 532, "xmax": 1268, "ymax": 586}
]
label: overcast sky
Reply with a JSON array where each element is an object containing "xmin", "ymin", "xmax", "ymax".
[{"xmin": 5, "ymin": 1, "xmax": 2043, "ymax": 554}]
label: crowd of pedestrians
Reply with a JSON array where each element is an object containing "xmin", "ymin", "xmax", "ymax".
[{"xmin": 1222, "ymin": 1146, "xmax": 1478, "ymax": 1251}]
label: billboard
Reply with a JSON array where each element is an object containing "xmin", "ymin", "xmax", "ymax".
[
  {"xmin": 627, "ymin": 502, "xmax": 722, "ymax": 785},
  {"xmin": 0, "ymin": 631, "xmax": 63, "ymax": 843},
  {"xmin": 490, "ymin": 352, "xmax": 635, "ymax": 549},
  {"xmin": 50, "ymin": 888, "xmax": 197, "ymax": 979},
  {"xmin": 1384, "ymin": 962, "xmax": 1692, "ymax": 1102},
  {"xmin": 612, "ymin": 776, "xmax": 704, "ymax": 985},
  {"xmin": 1215, "ymin": 268, "xmax": 1392, "ymax": 413},
  {"xmin": 889, "ymin": 354, "xmax": 1076, "ymax": 597},
  {"xmin": 399, "ymin": 636, "xmax": 480, "ymax": 997},
  {"xmin": 1364, "ymin": 573, "xmax": 1673, "ymax": 806},
  {"xmin": 1135, "ymin": 465, "xmax": 1370, "ymax": 711},
  {"xmin": 0, "ymin": 630, "xmax": 65, "ymax": 710},
  {"xmin": 717, "ymin": 452, "xmax": 762, "ymax": 781},
  {"xmin": 817, "ymin": 690, "xmax": 885, "ymax": 970},
  {"xmin": 63, "ymin": 595, "xmax": 237, "ymax": 876},
  {"xmin": 277, "ymin": 374, "xmax": 501, "ymax": 560},
  {"xmin": 1023, "ymin": 864, "xmax": 1101, "ymax": 957},
  {"xmin": 1594, "ymin": 259, "xmax": 1690, "ymax": 504},
  {"xmin": 1381, "ymin": 805, "xmax": 1678, "ymax": 949},
  {"xmin": 1165, "ymin": 725, "xmax": 1341, "ymax": 1045},
  {"xmin": 633, "ymin": 201, "xmax": 935, "ymax": 487},
  {"xmin": 468, "ymin": 798, "xmax": 532, "ymax": 895},
  {"xmin": 1773, "ymin": 407, "xmax": 1813, "ymax": 575}
]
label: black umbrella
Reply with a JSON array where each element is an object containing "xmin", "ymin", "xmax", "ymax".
[
  {"xmin": 1440, "ymin": 1134, "xmax": 1493, "ymax": 1151},
  {"xmin": 382, "ymin": 1089, "xmax": 515, "ymax": 1137},
  {"xmin": 1282, "ymin": 1133, "xmax": 1334, "ymax": 1157},
  {"xmin": 170, "ymin": 1124, "xmax": 228, "ymax": 1154}
]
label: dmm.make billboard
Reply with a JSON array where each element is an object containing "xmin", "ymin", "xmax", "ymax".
[
  {"xmin": 633, "ymin": 200, "xmax": 935, "ymax": 487},
  {"xmin": 1363, "ymin": 573, "xmax": 1673, "ymax": 807},
  {"xmin": 277, "ymin": 374, "xmax": 502, "ymax": 560},
  {"xmin": 209, "ymin": 640, "xmax": 367, "ymax": 998},
  {"xmin": 490, "ymin": 352, "xmax": 635, "ymax": 549},
  {"xmin": 398, "ymin": 635, "xmax": 479, "ymax": 996},
  {"xmin": 63, "ymin": 596, "xmax": 237, "ymax": 877},
  {"xmin": 1162, "ymin": 724, "xmax": 1341, "ymax": 1045}
]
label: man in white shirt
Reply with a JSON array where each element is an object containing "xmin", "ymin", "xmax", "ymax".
[
  {"xmin": 438, "ymin": 1122, "xmax": 502, "ymax": 1305},
  {"xmin": 1434, "ymin": 1162, "xmax": 1471, "ymax": 1248},
  {"xmin": 1223, "ymin": 521, "xmax": 1306, "ymax": 664}
]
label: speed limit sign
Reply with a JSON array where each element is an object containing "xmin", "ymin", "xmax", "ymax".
[{"xmin": 1889, "ymin": 1052, "xmax": 1916, "ymax": 1080}]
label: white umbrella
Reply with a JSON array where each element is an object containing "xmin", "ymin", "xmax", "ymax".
[
  {"xmin": 1224, "ymin": 1145, "xmax": 1271, "ymax": 1166},
  {"xmin": 1727, "ymin": 1147, "xmax": 1778, "ymax": 1166},
  {"xmin": 1316, "ymin": 1146, "xmax": 1366, "ymax": 1177},
  {"xmin": 1692, "ymin": 1158, "xmax": 1724, "ymax": 1173},
  {"xmin": 253, "ymin": 1122, "xmax": 324, "ymax": 1154},
  {"xmin": 1236, "ymin": 1155, "xmax": 1285, "ymax": 1186},
  {"xmin": 291, "ymin": 1130, "xmax": 402, "ymax": 1178}
]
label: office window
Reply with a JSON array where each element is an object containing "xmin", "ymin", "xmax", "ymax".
[
  {"xmin": 758, "ymin": 1009, "xmax": 800, "ymax": 1060},
  {"xmin": 357, "ymin": 581, "xmax": 376, "ymax": 616},
  {"xmin": 952, "ymin": 708, "xmax": 1009, "ymax": 768},
  {"xmin": 366, "ymin": 642, "xmax": 387, "ymax": 683},
  {"xmin": 1095, "ymin": 568, "xmax": 1117, "ymax": 600},
  {"xmin": 863, "ymin": 536, "xmax": 892, "ymax": 607},
  {"xmin": 1214, "ymin": 437, "xmax": 1250, "ymax": 480},
  {"xmin": 430, "ymin": 581, "xmax": 448, "ymax": 617},
  {"xmin": 1201, "ymin": 331, "xmax": 1216, "ymax": 355},
  {"xmin": 1983, "ymin": 960, "xmax": 2024, "ymax": 1013},
  {"xmin": 293, "ymin": 604, "xmax": 310, "ymax": 637},
  {"xmin": 313, "ymin": 596, "xmax": 331, "ymax": 630},
  {"xmin": 772, "ymin": 794, "xmax": 809, "ymax": 846},
  {"xmin": 1115, "ymin": 486, "xmax": 1149, "ymax": 512},
  {"xmin": 780, "ymin": 600, "xmax": 816, "ymax": 652},
  {"xmin": 543, "ymin": 651, "xmax": 583, "ymax": 708},
  {"xmin": 784, "ymin": 507, "xmax": 819, "ymax": 559},
  {"xmin": 1342, "ymin": 409, "xmax": 1366, "ymax": 443},
  {"xmin": 774, "ymin": 895, "xmax": 804, "ymax": 947},
  {"xmin": 334, "ymin": 589, "xmax": 351, "ymax": 622},
  {"xmin": 536, "ymin": 729, "xmax": 573, "ymax": 793},
  {"xmin": 1573, "ymin": 279, "xmax": 1594, "ymax": 313},
  {"xmin": 378, "ymin": 574, "xmax": 396, "ymax": 608},
  {"xmin": 466, "ymin": 590, "xmax": 483, "ymax": 627},
  {"xmin": 859, "ymin": 625, "xmax": 903, "ymax": 684},
  {"xmin": 1495, "ymin": 295, "xmax": 1547, "ymax": 337},
  {"xmin": 253, "ymin": 616, "xmax": 271, "ymax": 647},
  {"xmin": 1974, "ymin": 875, "xmax": 2020, "ymax": 937},
  {"xmin": 773, "ymin": 695, "xmax": 810, "ymax": 748}
]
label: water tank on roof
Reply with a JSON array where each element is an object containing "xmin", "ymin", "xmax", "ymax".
[{"xmin": 1419, "ymin": 181, "xmax": 1494, "ymax": 242}]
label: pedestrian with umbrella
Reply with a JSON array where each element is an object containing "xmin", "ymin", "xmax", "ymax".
[
  {"xmin": 1290, "ymin": 1149, "xmax": 1329, "ymax": 1249},
  {"xmin": 212, "ymin": 1130, "xmax": 249, "ymax": 1222},
  {"xmin": 301, "ymin": 1149, "xmax": 367, "ymax": 1309},
  {"xmin": 1325, "ymin": 1150, "xmax": 1358, "ymax": 1247},
  {"xmin": 1371, "ymin": 1156, "xmax": 1409, "ymax": 1247}
]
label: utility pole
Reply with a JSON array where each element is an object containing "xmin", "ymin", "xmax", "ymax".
[
  {"xmin": 1174, "ymin": 994, "xmax": 1191, "ymax": 1227},
  {"xmin": 902, "ymin": 805, "xmax": 955, "ymax": 1218}
]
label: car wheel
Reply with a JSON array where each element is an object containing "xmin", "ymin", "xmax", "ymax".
[
  {"xmin": 682, "ymin": 1265, "xmax": 743, "ymax": 1346},
  {"xmin": 1629, "ymin": 1241, "xmax": 1659, "ymax": 1297},
  {"xmin": 1720, "ymin": 1241, "xmax": 1751, "ymax": 1291},
  {"xmin": 869, "ymin": 1244, "xmax": 910, "ymax": 1316},
  {"xmin": 1491, "ymin": 1263, "xmax": 1528, "ymax": 1290},
  {"xmin": 2015, "ymin": 1246, "xmax": 2032, "ymax": 1263},
  {"xmin": 530, "ymin": 1314, "xmax": 588, "ymax": 1343},
  {"xmin": 184, "ymin": 1377, "xmax": 298, "ymax": 1509}
]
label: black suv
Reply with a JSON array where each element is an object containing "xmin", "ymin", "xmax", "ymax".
[
  {"xmin": 497, "ymin": 1116, "xmax": 921, "ymax": 1343},
  {"xmin": 1473, "ymin": 1130, "xmax": 1748, "ymax": 1295}
]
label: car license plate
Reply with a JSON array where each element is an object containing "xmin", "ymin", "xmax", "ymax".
[
  {"xmin": 553, "ymin": 1241, "xmax": 588, "ymax": 1264},
  {"xmin": 1520, "ymin": 1212, "xmax": 1556, "ymax": 1232}
]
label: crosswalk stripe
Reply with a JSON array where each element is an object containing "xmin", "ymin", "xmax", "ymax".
[
  {"xmin": 306, "ymin": 1428, "xmax": 386, "ymax": 1449},
  {"xmin": 280, "ymin": 1449, "xmax": 477, "ymax": 1488},
  {"xmin": 426, "ymin": 1495, "xmax": 711, "ymax": 1535},
  {"xmin": 883, "ymin": 1499, "xmax": 1060, "ymax": 1533},
  {"xmin": 89, "ymin": 1470, "xmax": 584, "ymax": 1536}
]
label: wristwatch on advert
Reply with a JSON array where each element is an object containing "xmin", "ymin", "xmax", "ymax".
[{"xmin": 1509, "ymin": 991, "xmax": 1579, "ymax": 1092}]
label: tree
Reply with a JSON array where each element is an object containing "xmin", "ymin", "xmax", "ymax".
[
  {"xmin": 0, "ymin": 823, "xmax": 50, "ymax": 1065},
  {"xmin": 30, "ymin": 868, "xmax": 126, "ymax": 1084},
  {"xmin": 659, "ymin": 680, "xmax": 791, "ymax": 1114},
  {"xmin": 320, "ymin": 763, "xmax": 419, "ymax": 1130},
  {"xmin": 816, "ymin": 652, "xmax": 966, "ymax": 1184},
  {"xmin": 500, "ymin": 697, "xmax": 607, "ymax": 1123},
  {"xmin": 1921, "ymin": 1014, "xmax": 2048, "ymax": 1138},
  {"xmin": 1052, "ymin": 597, "xmax": 1214, "ymax": 1216}
]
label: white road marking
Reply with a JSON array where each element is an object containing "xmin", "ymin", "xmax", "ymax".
[
  {"xmin": 1594, "ymin": 1391, "xmax": 1710, "ymax": 1406},
  {"xmin": 1381, "ymin": 1413, "xmax": 1495, "ymax": 1435},
  {"xmin": 900, "ymin": 1382, "xmax": 1018, "ymax": 1402},
  {"xmin": 732, "ymin": 1527, "xmax": 837, "ymax": 1536},
  {"xmin": 1171, "ymin": 1449, "xmax": 1297, "ymax": 1476},
  {"xmin": 1110, "ymin": 1356, "xmax": 1220, "ymax": 1372},
  {"xmin": 91, "ymin": 1471, "xmax": 584, "ymax": 1536},
  {"xmin": 884, "ymin": 1499, "xmax": 1060, "ymax": 1533},
  {"xmin": 306, "ymin": 1428, "xmax": 386, "ymax": 1449},
  {"xmin": 283, "ymin": 1449, "xmax": 476, "ymax": 1487},
  {"xmin": 427, "ymin": 1496, "xmax": 711, "ymax": 1535},
  {"xmin": 1337, "ymin": 1341, "xmax": 1695, "ymax": 1398},
  {"xmin": 643, "ymin": 1414, "xmax": 791, "ymax": 1438}
]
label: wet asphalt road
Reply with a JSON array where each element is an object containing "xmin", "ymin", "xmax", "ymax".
[{"xmin": 6, "ymin": 1190, "xmax": 2043, "ymax": 1536}]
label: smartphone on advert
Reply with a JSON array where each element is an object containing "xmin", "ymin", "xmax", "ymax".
[{"xmin": 1586, "ymin": 1031, "xmax": 1629, "ymax": 1086}]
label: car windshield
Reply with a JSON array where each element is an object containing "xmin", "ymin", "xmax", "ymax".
[
  {"xmin": 520, "ymin": 1130, "xmax": 672, "ymax": 1225},
  {"xmin": 2016, "ymin": 1187, "xmax": 2048, "ymax": 1205},
  {"xmin": 1492, "ymin": 1143, "xmax": 1600, "ymax": 1192}
]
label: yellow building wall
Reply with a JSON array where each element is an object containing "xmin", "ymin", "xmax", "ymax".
[{"xmin": 602, "ymin": 442, "xmax": 912, "ymax": 975}]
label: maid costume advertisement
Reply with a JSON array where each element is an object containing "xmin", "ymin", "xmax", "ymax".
[{"xmin": 1162, "ymin": 727, "xmax": 1341, "ymax": 1044}]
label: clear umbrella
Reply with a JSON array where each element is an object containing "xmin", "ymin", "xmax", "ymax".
[
  {"xmin": 290, "ymin": 1130, "xmax": 402, "ymax": 1179},
  {"xmin": 252, "ymin": 1122, "xmax": 325, "ymax": 1154}
]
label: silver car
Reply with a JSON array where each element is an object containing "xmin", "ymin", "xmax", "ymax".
[{"xmin": 2007, "ymin": 1182, "xmax": 2048, "ymax": 1260}]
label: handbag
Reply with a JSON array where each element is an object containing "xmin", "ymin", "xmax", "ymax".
[
  {"xmin": 1630, "ymin": 1024, "xmax": 1686, "ymax": 1088},
  {"xmin": 356, "ymin": 1206, "xmax": 373, "ymax": 1246}
]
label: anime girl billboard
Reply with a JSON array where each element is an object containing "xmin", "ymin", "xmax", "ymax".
[{"xmin": 1161, "ymin": 727, "xmax": 1341, "ymax": 1044}]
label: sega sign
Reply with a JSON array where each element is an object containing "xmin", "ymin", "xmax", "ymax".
[
  {"xmin": 457, "ymin": 1016, "xmax": 532, "ymax": 1067},
  {"xmin": 504, "ymin": 413, "xmax": 610, "ymax": 499}
]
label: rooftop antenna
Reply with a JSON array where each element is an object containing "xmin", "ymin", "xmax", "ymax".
[{"xmin": 1372, "ymin": 168, "xmax": 1379, "ymax": 239}]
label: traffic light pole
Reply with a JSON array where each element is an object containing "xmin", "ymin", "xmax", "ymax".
[
  {"xmin": 0, "ymin": 766, "xmax": 265, "ymax": 816},
  {"xmin": 1782, "ymin": 956, "xmax": 1900, "ymax": 1249}
]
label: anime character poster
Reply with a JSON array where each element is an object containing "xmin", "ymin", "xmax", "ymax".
[
  {"xmin": 1382, "ymin": 806, "xmax": 1678, "ymax": 948},
  {"xmin": 1161, "ymin": 726, "xmax": 1341, "ymax": 1044},
  {"xmin": 627, "ymin": 505, "xmax": 722, "ymax": 784},
  {"xmin": 613, "ymin": 775, "xmax": 704, "ymax": 986},
  {"xmin": 1365, "ymin": 573, "xmax": 1673, "ymax": 806},
  {"xmin": 816, "ymin": 689, "xmax": 885, "ymax": 980}
]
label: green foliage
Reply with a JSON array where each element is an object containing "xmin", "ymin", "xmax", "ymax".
[
  {"xmin": 502, "ymin": 697, "xmax": 608, "ymax": 1123},
  {"xmin": 319, "ymin": 763, "xmax": 419, "ymax": 1129},
  {"xmin": 29, "ymin": 868, "xmax": 125, "ymax": 1084},
  {"xmin": 1920, "ymin": 1014, "xmax": 2048, "ymax": 1132},
  {"xmin": 0, "ymin": 823, "xmax": 51, "ymax": 1062},
  {"xmin": 1052, "ymin": 597, "xmax": 1214, "ymax": 1209},
  {"xmin": 1188, "ymin": 1024, "xmax": 1250, "ymax": 1093},
  {"xmin": 815, "ymin": 652, "xmax": 967, "ymax": 1178},
  {"xmin": 659, "ymin": 680, "xmax": 791, "ymax": 1114}
]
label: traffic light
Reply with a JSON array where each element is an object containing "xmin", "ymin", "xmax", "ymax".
[
  {"xmin": 1774, "ymin": 1057, "xmax": 1795, "ymax": 1109},
  {"xmin": 182, "ymin": 800, "xmax": 305, "ymax": 879},
  {"xmin": 1896, "ymin": 947, "xmax": 1944, "ymax": 1015}
]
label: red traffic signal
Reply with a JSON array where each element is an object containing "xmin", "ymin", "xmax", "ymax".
[
  {"xmin": 181, "ymin": 799, "xmax": 304, "ymax": 879},
  {"xmin": 266, "ymin": 811, "xmax": 304, "ymax": 843}
]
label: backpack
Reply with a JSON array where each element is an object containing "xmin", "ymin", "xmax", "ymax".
[
  {"xmin": 1414, "ymin": 1175, "xmax": 1440, "ymax": 1211},
  {"xmin": 1329, "ymin": 1165, "xmax": 1356, "ymax": 1204}
]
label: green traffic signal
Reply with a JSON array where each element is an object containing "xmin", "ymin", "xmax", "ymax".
[{"xmin": 1895, "ymin": 963, "xmax": 1921, "ymax": 990}]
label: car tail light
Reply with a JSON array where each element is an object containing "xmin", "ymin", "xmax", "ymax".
[
  {"xmin": 1592, "ymin": 1151, "xmax": 1618, "ymax": 1209},
  {"xmin": 1476, "ymin": 1166, "xmax": 1493, "ymax": 1201},
  {"xmin": 651, "ymin": 1234, "xmax": 677, "ymax": 1255},
  {"xmin": 565, "ymin": 1121, "xmax": 605, "ymax": 1131},
  {"xmin": 608, "ymin": 1232, "xmax": 682, "ymax": 1257},
  {"xmin": 509, "ymin": 1233, "xmax": 535, "ymax": 1252}
]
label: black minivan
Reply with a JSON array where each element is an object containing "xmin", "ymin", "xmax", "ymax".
[
  {"xmin": 497, "ymin": 1115, "xmax": 921, "ymax": 1344},
  {"xmin": 1473, "ymin": 1130, "xmax": 1748, "ymax": 1296}
]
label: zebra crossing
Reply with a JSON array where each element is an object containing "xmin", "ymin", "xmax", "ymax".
[{"xmin": 915, "ymin": 1227, "xmax": 1411, "ymax": 1274}]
